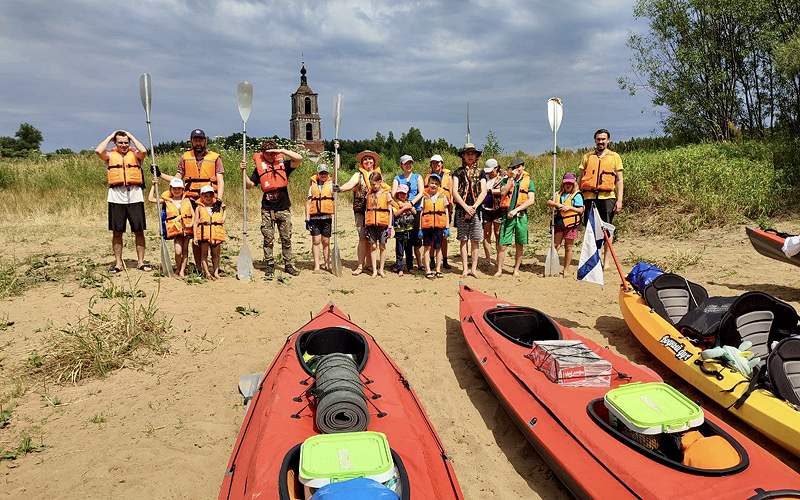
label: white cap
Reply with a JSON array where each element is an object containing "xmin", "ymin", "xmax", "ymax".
[
  {"xmin": 200, "ymin": 185, "xmax": 215, "ymax": 194},
  {"xmin": 317, "ymin": 164, "xmax": 330, "ymax": 173},
  {"xmin": 399, "ymin": 154, "xmax": 414, "ymax": 164},
  {"xmin": 483, "ymin": 158, "xmax": 498, "ymax": 173},
  {"xmin": 430, "ymin": 154, "xmax": 443, "ymax": 163},
  {"xmin": 169, "ymin": 178, "xmax": 185, "ymax": 188}
]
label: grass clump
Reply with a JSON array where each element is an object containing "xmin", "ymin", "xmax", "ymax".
[
  {"xmin": 89, "ymin": 413, "xmax": 107, "ymax": 424},
  {"xmin": 0, "ymin": 407, "xmax": 11, "ymax": 428},
  {"xmin": 625, "ymin": 247, "xmax": 705, "ymax": 273},
  {"xmin": 33, "ymin": 280, "xmax": 172, "ymax": 384},
  {"xmin": 235, "ymin": 305, "xmax": 260, "ymax": 316},
  {"xmin": 0, "ymin": 432, "xmax": 44, "ymax": 461}
]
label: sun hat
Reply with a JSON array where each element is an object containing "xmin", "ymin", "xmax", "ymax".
[
  {"xmin": 430, "ymin": 154, "xmax": 444, "ymax": 163},
  {"xmin": 190, "ymin": 129, "xmax": 206, "ymax": 139},
  {"xmin": 200, "ymin": 185, "xmax": 215, "ymax": 194},
  {"xmin": 396, "ymin": 183, "xmax": 409, "ymax": 194},
  {"xmin": 458, "ymin": 142, "xmax": 482, "ymax": 157},
  {"xmin": 562, "ymin": 172, "xmax": 577, "ymax": 184},
  {"xmin": 169, "ymin": 178, "xmax": 185, "ymax": 188},
  {"xmin": 317, "ymin": 164, "xmax": 330, "ymax": 173},
  {"xmin": 355, "ymin": 150, "xmax": 381, "ymax": 167},
  {"xmin": 399, "ymin": 154, "xmax": 414, "ymax": 164},
  {"xmin": 510, "ymin": 158, "xmax": 525, "ymax": 169},
  {"xmin": 483, "ymin": 158, "xmax": 498, "ymax": 173}
]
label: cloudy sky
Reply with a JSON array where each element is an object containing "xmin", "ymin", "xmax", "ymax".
[{"xmin": 1, "ymin": 0, "xmax": 659, "ymax": 153}]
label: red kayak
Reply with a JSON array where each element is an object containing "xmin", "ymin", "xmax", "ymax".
[
  {"xmin": 219, "ymin": 303, "xmax": 463, "ymax": 500},
  {"xmin": 459, "ymin": 284, "xmax": 800, "ymax": 499},
  {"xmin": 746, "ymin": 227, "xmax": 800, "ymax": 268}
]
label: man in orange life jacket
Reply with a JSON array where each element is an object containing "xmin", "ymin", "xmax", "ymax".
[
  {"xmin": 158, "ymin": 129, "xmax": 226, "ymax": 269},
  {"xmin": 241, "ymin": 139, "xmax": 303, "ymax": 280},
  {"xmin": 94, "ymin": 130, "xmax": 152, "ymax": 273},
  {"xmin": 578, "ymin": 128, "xmax": 624, "ymax": 269}
]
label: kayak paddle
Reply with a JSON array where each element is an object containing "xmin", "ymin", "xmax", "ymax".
[
  {"xmin": 332, "ymin": 93, "xmax": 343, "ymax": 277},
  {"xmin": 545, "ymin": 97, "xmax": 563, "ymax": 277},
  {"xmin": 236, "ymin": 81, "xmax": 254, "ymax": 281},
  {"xmin": 139, "ymin": 73, "xmax": 173, "ymax": 277}
]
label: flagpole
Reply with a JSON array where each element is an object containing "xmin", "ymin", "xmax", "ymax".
[{"xmin": 601, "ymin": 229, "xmax": 629, "ymax": 291}]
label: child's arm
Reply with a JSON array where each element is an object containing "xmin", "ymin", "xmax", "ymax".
[
  {"xmin": 192, "ymin": 207, "xmax": 201, "ymax": 244},
  {"xmin": 219, "ymin": 206, "xmax": 226, "ymax": 224},
  {"xmin": 147, "ymin": 185, "xmax": 158, "ymax": 203}
]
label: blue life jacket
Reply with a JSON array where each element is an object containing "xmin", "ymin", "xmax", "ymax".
[
  {"xmin": 627, "ymin": 262, "xmax": 664, "ymax": 292},
  {"xmin": 396, "ymin": 173, "xmax": 421, "ymax": 210}
]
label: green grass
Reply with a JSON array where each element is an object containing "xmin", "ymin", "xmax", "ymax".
[{"xmin": 0, "ymin": 432, "xmax": 44, "ymax": 461}]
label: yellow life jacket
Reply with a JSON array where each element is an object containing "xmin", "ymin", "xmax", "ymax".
[
  {"xmin": 426, "ymin": 169, "xmax": 452, "ymax": 201},
  {"xmin": 106, "ymin": 149, "xmax": 143, "ymax": 188},
  {"xmin": 182, "ymin": 150, "xmax": 220, "ymax": 199},
  {"xmin": 420, "ymin": 195, "xmax": 448, "ymax": 229},
  {"xmin": 365, "ymin": 189, "xmax": 391, "ymax": 227},
  {"xmin": 500, "ymin": 172, "xmax": 531, "ymax": 209},
  {"xmin": 353, "ymin": 166, "xmax": 383, "ymax": 213},
  {"xmin": 161, "ymin": 190, "xmax": 194, "ymax": 239},
  {"xmin": 554, "ymin": 191, "xmax": 581, "ymax": 229},
  {"xmin": 579, "ymin": 151, "xmax": 619, "ymax": 193},
  {"xmin": 195, "ymin": 198, "xmax": 226, "ymax": 243},
  {"xmin": 309, "ymin": 179, "xmax": 335, "ymax": 216}
]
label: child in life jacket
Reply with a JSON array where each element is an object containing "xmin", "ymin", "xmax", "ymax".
[
  {"xmin": 148, "ymin": 178, "xmax": 193, "ymax": 277},
  {"xmin": 391, "ymin": 183, "xmax": 416, "ymax": 276},
  {"xmin": 364, "ymin": 171, "xmax": 392, "ymax": 277},
  {"xmin": 193, "ymin": 185, "xmax": 226, "ymax": 279},
  {"xmin": 545, "ymin": 172, "xmax": 584, "ymax": 277},
  {"xmin": 421, "ymin": 174, "xmax": 450, "ymax": 278},
  {"xmin": 305, "ymin": 164, "xmax": 334, "ymax": 273}
]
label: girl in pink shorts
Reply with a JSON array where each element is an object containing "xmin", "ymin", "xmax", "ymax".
[{"xmin": 546, "ymin": 172, "xmax": 585, "ymax": 277}]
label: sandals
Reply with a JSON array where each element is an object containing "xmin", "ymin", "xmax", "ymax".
[
  {"xmin": 425, "ymin": 272, "xmax": 435, "ymax": 279},
  {"xmin": 138, "ymin": 264, "xmax": 153, "ymax": 272},
  {"xmin": 109, "ymin": 266, "xmax": 123, "ymax": 274},
  {"xmin": 351, "ymin": 266, "xmax": 364, "ymax": 276},
  {"xmin": 435, "ymin": 272, "xmax": 443, "ymax": 278}
]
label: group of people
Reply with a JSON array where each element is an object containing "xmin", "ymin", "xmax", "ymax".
[{"xmin": 95, "ymin": 128, "xmax": 624, "ymax": 280}]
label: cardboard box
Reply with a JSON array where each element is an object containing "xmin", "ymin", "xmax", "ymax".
[{"xmin": 526, "ymin": 340, "xmax": 612, "ymax": 387}]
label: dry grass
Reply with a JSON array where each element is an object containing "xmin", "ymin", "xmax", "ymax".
[{"xmin": 624, "ymin": 247, "xmax": 705, "ymax": 273}]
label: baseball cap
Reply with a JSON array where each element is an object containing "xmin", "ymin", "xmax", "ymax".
[
  {"xmin": 427, "ymin": 173, "xmax": 442, "ymax": 184},
  {"xmin": 169, "ymin": 178, "xmax": 185, "ymax": 188},
  {"xmin": 399, "ymin": 154, "xmax": 414, "ymax": 164},
  {"xmin": 430, "ymin": 154, "xmax": 444, "ymax": 163},
  {"xmin": 190, "ymin": 129, "xmax": 206, "ymax": 139},
  {"xmin": 200, "ymin": 185, "xmax": 215, "ymax": 194},
  {"xmin": 396, "ymin": 183, "xmax": 409, "ymax": 194},
  {"xmin": 510, "ymin": 158, "xmax": 525, "ymax": 168},
  {"xmin": 562, "ymin": 172, "xmax": 577, "ymax": 184},
  {"xmin": 317, "ymin": 164, "xmax": 330, "ymax": 173},
  {"xmin": 483, "ymin": 158, "xmax": 498, "ymax": 173}
]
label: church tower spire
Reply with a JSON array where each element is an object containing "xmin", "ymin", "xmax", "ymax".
[{"xmin": 290, "ymin": 63, "xmax": 323, "ymax": 154}]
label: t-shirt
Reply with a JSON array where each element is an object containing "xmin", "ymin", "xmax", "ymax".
[
  {"xmin": 580, "ymin": 150, "xmax": 623, "ymax": 200},
  {"xmin": 106, "ymin": 148, "xmax": 146, "ymax": 204},
  {"xmin": 482, "ymin": 174, "xmax": 502, "ymax": 209},
  {"xmin": 452, "ymin": 166, "xmax": 483, "ymax": 212},
  {"xmin": 554, "ymin": 191, "xmax": 584, "ymax": 225},
  {"xmin": 393, "ymin": 173, "xmax": 422, "ymax": 210},
  {"xmin": 250, "ymin": 159, "xmax": 295, "ymax": 211}
]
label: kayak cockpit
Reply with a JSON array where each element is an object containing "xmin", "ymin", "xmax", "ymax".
[
  {"xmin": 278, "ymin": 442, "xmax": 411, "ymax": 500},
  {"xmin": 586, "ymin": 399, "xmax": 749, "ymax": 476},
  {"xmin": 295, "ymin": 327, "xmax": 369, "ymax": 375},
  {"xmin": 484, "ymin": 306, "xmax": 562, "ymax": 347}
]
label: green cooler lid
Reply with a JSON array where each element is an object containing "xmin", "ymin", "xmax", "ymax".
[
  {"xmin": 299, "ymin": 431, "xmax": 394, "ymax": 486},
  {"xmin": 604, "ymin": 382, "xmax": 704, "ymax": 434}
]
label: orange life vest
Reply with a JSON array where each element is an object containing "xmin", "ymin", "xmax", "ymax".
[
  {"xmin": 309, "ymin": 179, "xmax": 335, "ymax": 216},
  {"xmin": 426, "ymin": 169, "xmax": 452, "ymax": 201},
  {"xmin": 161, "ymin": 190, "xmax": 194, "ymax": 239},
  {"xmin": 365, "ymin": 189, "xmax": 391, "ymax": 227},
  {"xmin": 106, "ymin": 149, "xmax": 143, "ymax": 188},
  {"xmin": 680, "ymin": 431, "xmax": 740, "ymax": 470},
  {"xmin": 579, "ymin": 151, "xmax": 619, "ymax": 193},
  {"xmin": 554, "ymin": 191, "xmax": 581, "ymax": 229},
  {"xmin": 253, "ymin": 152, "xmax": 288, "ymax": 193},
  {"xmin": 195, "ymin": 198, "xmax": 226, "ymax": 244},
  {"xmin": 420, "ymin": 195, "xmax": 448, "ymax": 229},
  {"xmin": 500, "ymin": 172, "xmax": 531, "ymax": 209},
  {"xmin": 182, "ymin": 150, "xmax": 220, "ymax": 198}
]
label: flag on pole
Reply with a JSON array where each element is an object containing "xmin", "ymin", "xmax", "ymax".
[{"xmin": 577, "ymin": 206, "xmax": 614, "ymax": 286}]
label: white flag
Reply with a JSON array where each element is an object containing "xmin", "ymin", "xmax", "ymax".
[{"xmin": 577, "ymin": 206, "xmax": 607, "ymax": 286}]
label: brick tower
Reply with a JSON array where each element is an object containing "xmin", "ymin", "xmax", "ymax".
[{"xmin": 290, "ymin": 64, "xmax": 323, "ymax": 154}]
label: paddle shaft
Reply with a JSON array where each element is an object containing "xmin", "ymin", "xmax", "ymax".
[
  {"xmin": 143, "ymin": 114, "xmax": 166, "ymax": 242},
  {"xmin": 551, "ymin": 127, "xmax": 557, "ymax": 245},
  {"xmin": 602, "ymin": 228, "xmax": 629, "ymax": 291},
  {"xmin": 241, "ymin": 121, "xmax": 248, "ymax": 236},
  {"xmin": 333, "ymin": 141, "xmax": 339, "ymax": 249}
]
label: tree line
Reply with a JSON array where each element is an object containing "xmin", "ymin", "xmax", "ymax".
[{"xmin": 622, "ymin": 0, "xmax": 800, "ymax": 141}]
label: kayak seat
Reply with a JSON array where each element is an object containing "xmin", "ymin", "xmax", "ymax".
[
  {"xmin": 296, "ymin": 327, "xmax": 369, "ymax": 375},
  {"xmin": 766, "ymin": 337, "xmax": 800, "ymax": 406},
  {"xmin": 644, "ymin": 273, "xmax": 708, "ymax": 325},
  {"xmin": 675, "ymin": 296, "xmax": 738, "ymax": 345},
  {"xmin": 717, "ymin": 291, "xmax": 798, "ymax": 360},
  {"xmin": 484, "ymin": 306, "xmax": 561, "ymax": 348}
]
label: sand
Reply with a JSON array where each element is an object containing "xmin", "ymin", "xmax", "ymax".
[{"xmin": 1, "ymin": 213, "xmax": 798, "ymax": 499}]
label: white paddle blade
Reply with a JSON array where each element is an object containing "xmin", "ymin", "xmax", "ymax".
[
  {"xmin": 237, "ymin": 81, "xmax": 253, "ymax": 123},
  {"xmin": 139, "ymin": 73, "xmax": 152, "ymax": 116},
  {"xmin": 334, "ymin": 93, "xmax": 342, "ymax": 139},
  {"xmin": 159, "ymin": 240, "xmax": 173, "ymax": 277},
  {"xmin": 236, "ymin": 240, "xmax": 254, "ymax": 280},
  {"xmin": 332, "ymin": 245, "xmax": 343, "ymax": 277},
  {"xmin": 544, "ymin": 244, "xmax": 562, "ymax": 276},
  {"xmin": 547, "ymin": 97, "xmax": 563, "ymax": 133}
]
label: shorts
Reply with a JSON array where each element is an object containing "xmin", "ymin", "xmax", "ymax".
[
  {"xmin": 455, "ymin": 210, "xmax": 483, "ymax": 241},
  {"xmin": 308, "ymin": 217, "xmax": 332, "ymax": 237},
  {"xmin": 422, "ymin": 228, "xmax": 445, "ymax": 249},
  {"xmin": 108, "ymin": 202, "xmax": 146, "ymax": 233},
  {"xmin": 583, "ymin": 197, "xmax": 616, "ymax": 226},
  {"xmin": 481, "ymin": 207, "xmax": 505, "ymax": 223},
  {"xmin": 354, "ymin": 212, "xmax": 366, "ymax": 238},
  {"xmin": 555, "ymin": 223, "xmax": 579, "ymax": 241},
  {"xmin": 499, "ymin": 213, "xmax": 528, "ymax": 246},
  {"xmin": 364, "ymin": 226, "xmax": 388, "ymax": 246}
]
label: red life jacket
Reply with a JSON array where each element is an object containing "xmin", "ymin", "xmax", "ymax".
[{"xmin": 253, "ymin": 152, "xmax": 288, "ymax": 193}]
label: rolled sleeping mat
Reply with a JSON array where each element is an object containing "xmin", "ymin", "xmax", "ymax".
[{"xmin": 314, "ymin": 354, "xmax": 369, "ymax": 433}]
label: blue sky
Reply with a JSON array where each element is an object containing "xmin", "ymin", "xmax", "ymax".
[{"xmin": 0, "ymin": 0, "xmax": 659, "ymax": 153}]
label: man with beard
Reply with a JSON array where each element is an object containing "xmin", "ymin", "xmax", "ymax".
[
  {"xmin": 451, "ymin": 143, "xmax": 487, "ymax": 278},
  {"xmin": 578, "ymin": 128, "xmax": 624, "ymax": 269}
]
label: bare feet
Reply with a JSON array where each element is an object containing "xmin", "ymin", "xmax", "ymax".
[
  {"xmin": 461, "ymin": 271, "xmax": 469, "ymax": 278},
  {"xmin": 512, "ymin": 268, "xmax": 520, "ymax": 277},
  {"xmin": 398, "ymin": 270, "xmax": 404, "ymax": 277},
  {"xmin": 377, "ymin": 270, "xmax": 386, "ymax": 277},
  {"xmin": 469, "ymin": 270, "xmax": 479, "ymax": 278},
  {"xmin": 352, "ymin": 266, "xmax": 363, "ymax": 276},
  {"xmin": 371, "ymin": 270, "xmax": 378, "ymax": 277},
  {"xmin": 493, "ymin": 269, "xmax": 502, "ymax": 277}
]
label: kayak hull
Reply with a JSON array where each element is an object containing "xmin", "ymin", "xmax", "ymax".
[
  {"xmin": 459, "ymin": 284, "xmax": 800, "ymax": 499},
  {"xmin": 620, "ymin": 286, "xmax": 800, "ymax": 457},
  {"xmin": 219, "ymin": 303, "xmax": 463, "ymax": 500},
  {"xmin": 746, "ymin": 226, "xmax": 800, "ymax": 268}
]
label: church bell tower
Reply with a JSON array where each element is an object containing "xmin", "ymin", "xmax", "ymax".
[{"xmin": 290, "ymin": 64, "xmax": 323, "ymax": 154}]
